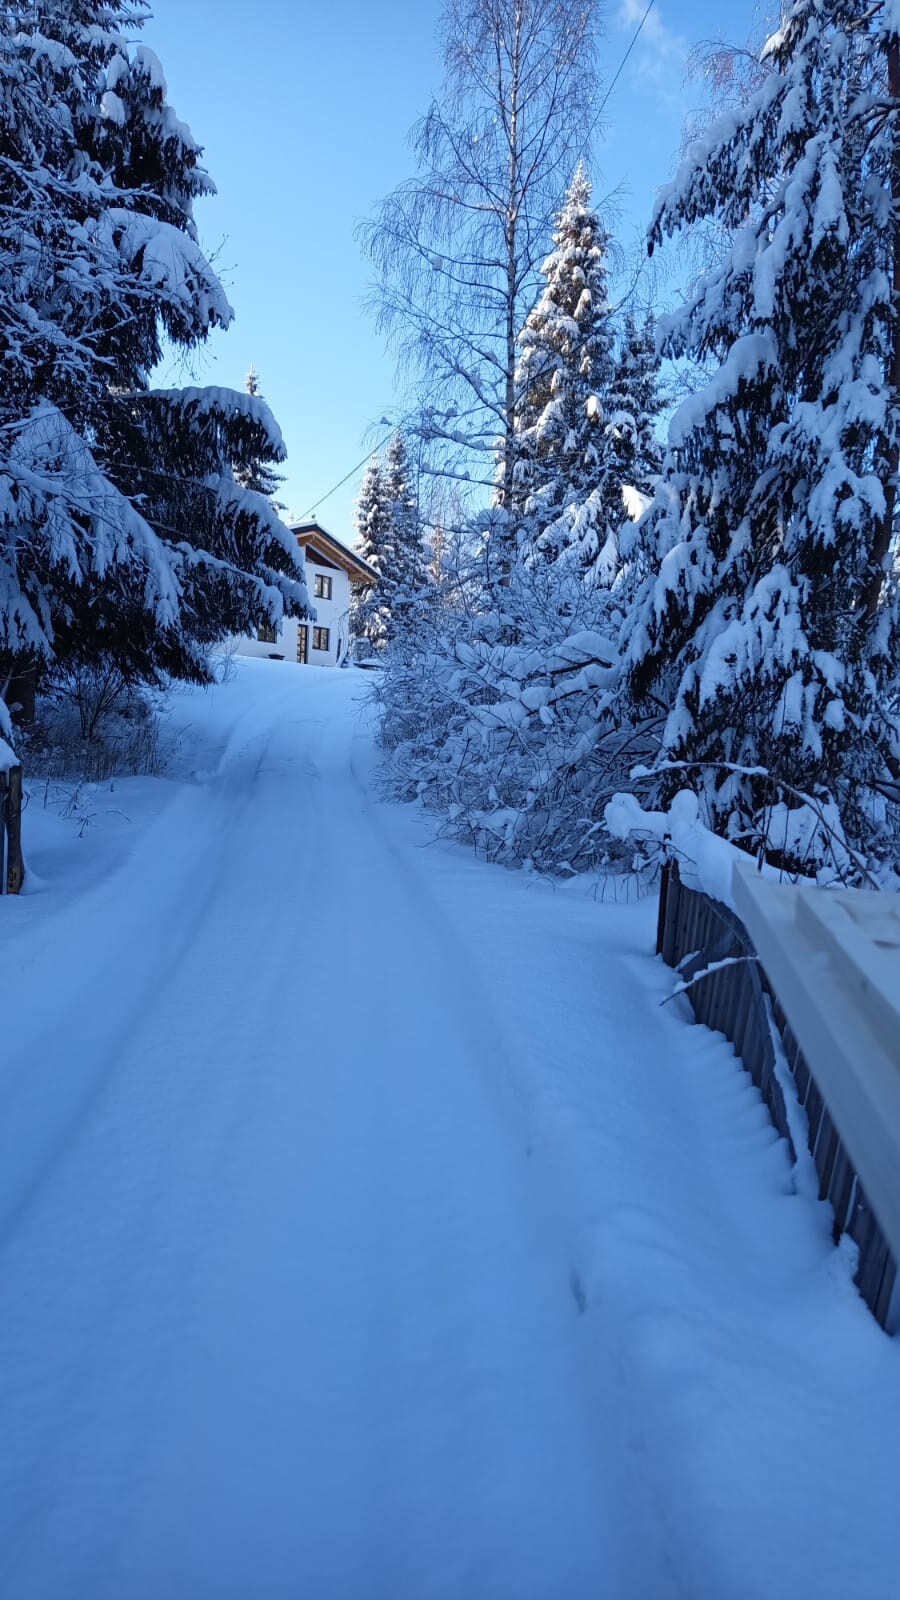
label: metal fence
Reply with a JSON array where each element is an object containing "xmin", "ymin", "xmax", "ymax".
[{"xmin": 657, "ymin": 862, "xmax": 897, "ymax": 1330}]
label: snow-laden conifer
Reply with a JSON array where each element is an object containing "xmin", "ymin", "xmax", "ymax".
[
  {"xmin": 608, "ymin": 313, "xmax": 664, "ymax": 499},
  {"xmin": 512, "ymin": 169, "xmax": 657, "ymax": 589},
  {"xmin": 0, "ymin": 1, "xmax": 308, "ymax": 705},
  {"xmin": 233, "ymin": 368, "xmax": 285, "ymax": 505},
  {"xmin": 383, "ymin": 432, "xmax": 427, "ymax": 635},
  {"xmin": 624, "ymin": 0, "xmax": 900, "ymax": 877},
  {"xmin": 512, "ymin": 166, "xmax": 621, "ymax": 581},
  {"xmin": 351, "ymin": 456, "xmax": 394, "ymax": 654}
]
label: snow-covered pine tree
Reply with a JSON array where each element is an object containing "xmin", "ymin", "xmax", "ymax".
[
  {"xmin": 624, "ymin": 0, "xmax": 900, "ymax": 877},
  {"xmin": 0, "ymin": 1, "xmax": 308, "ymax": 705},
  {"xmin": 512, "ymin": 165, "xmax": 626, "ymax": 586},
  {"xmin": 351, "ymin": 456, "xmax": 394, "ymax": 654}
]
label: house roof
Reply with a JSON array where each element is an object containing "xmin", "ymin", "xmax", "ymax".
[{"xmin": 289, "ymin": 520, "xmax": 378, "ymax": 586}]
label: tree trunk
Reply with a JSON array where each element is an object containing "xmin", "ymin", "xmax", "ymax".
[
  {"xmin": 498, "ymin": 1, "xmax": 523, "ymax": 582},
  {"xmin": 866, "ymin": 36, "xmax": 900, "ymax": 620},
  {"xmin": 3, "ymin": 658, "xmax": 37, "ymax": 725}
]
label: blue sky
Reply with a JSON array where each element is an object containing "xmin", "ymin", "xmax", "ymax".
[{"xmin": 147, "ymin": 0, "xmax": 742, "ymax": 543}]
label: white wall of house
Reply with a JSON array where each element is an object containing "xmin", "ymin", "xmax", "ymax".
[
  {"xmin": 303, "ymin": 557, "xmax": 353, "ymax": 667},
  {"xmin": 232, "ymin": 552, "xmax": 354, "ymax": 668}
]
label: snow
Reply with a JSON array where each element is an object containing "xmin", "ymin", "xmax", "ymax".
[
  {"xmin": 0, "ymin": 661, "xmax": 897, "ymax": 1598},
  {"xmin": 605, "ymin": 787, "xmax": 754, "ymax": 908},
  {"xmin": 99, "ymin": 90, "xmax": 126, "ymax": 125}
]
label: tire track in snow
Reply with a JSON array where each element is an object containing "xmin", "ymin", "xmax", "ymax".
[{"xmin": 0, "ymin": 665, "xmax": 652, "ymax": 1599}]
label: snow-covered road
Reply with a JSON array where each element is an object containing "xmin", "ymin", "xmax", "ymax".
[{"xmin": 0, "ymin": 663, "xmax": 898, "ymax": 1599}]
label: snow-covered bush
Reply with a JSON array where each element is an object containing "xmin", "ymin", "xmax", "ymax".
[
  {"xmin": 378, "ymin": 548, "xmax": 664, "ymax": 872},
  {"xmin": 19, "ymin": 678, "xmax": 171, "ymax": 783}
]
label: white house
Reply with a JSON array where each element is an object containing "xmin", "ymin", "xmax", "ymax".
[{"xmin": 235, "ymin": 519, "xmax": 378, "ymax": 668}]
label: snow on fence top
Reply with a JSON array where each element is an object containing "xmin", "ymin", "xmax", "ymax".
[{"xmin": 733, "ymin": 865, "xmax": 900, "ymax": 1272}]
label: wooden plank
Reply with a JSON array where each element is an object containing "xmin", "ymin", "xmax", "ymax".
[
  {"xmin": 874, "ymin": 1253, "xmax": 898, "ymax": 1332},
  {"xmin": 851, "ymin": 1188, "xmax": 893, "ymax": 1326},
  {"xmin": 663, "ymin": 867, "xmax": 680, "ymax": 965},
  {"xmin": 5, "ymin": 765, "xmax": 23, "ymax": 895},
  {"xmin": 0, "ymin": 770, "xmax": 6, "ymax": 896},
  {"xmin": 828, "ymin": 1145, "xmax": 857, "ymax": 1239},
  {"xmin": 732, "ymin": 974, "xmax": 754, "ymax": 1063},
  {"xmin": 804, "ymin": 1073, "xmax": 825, "ymax": 1152},
  {"xmin": 814, "ymin": 1108, "xmax": 840, "ymax": 1201},
  {"xmin": 656, "ymin": 863, "xmax": 671, "ymax": 957}
]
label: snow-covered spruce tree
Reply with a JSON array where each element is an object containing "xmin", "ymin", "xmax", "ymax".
[
  {"xmin": 351, "ymin": 456, "xmax": 395, "ymax": 654},
  {"xmin": 235, "ymin": 367, "xmax": 285, "ymax": 503},
  {"xmin": 512, "ymin": 164, "xmax": 624, "ymax": 584},
  {"xmin": 0, "ymin": 1, "xmax": 308, "ymax": 708},
  {"xmin": 95, "ymin": 386, "xmax": 305, "ymax": 678},
  {"xmin": 383, "ymin": 432, "xmax": 427, "ymax": 635},
  {"xmin": 608, "ymin": 313, "xmax": 664, "ymax": 499},
  {"xmin": 623, "ymin": 0, "xmax": 900, "ymax": 878}
]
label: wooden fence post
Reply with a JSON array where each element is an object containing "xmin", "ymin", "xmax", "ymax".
[
  {"xmin": 0, "ymin": 770, "xmax": 6, "ymax": 895},
  {"xmin": 656, "ymin": 861, "xmax": 671, "ymax": 956},
  {"xmin": 5, "ymin": 765, "xmax": 23, "ymax": 894}
]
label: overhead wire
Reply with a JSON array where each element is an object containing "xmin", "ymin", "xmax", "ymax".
[
  {"xmin": 299, "ymin": 432, "xmax": 395, "ymax": 520},
  {"xmin": 582, "ymin": 0, "xmax": 658, "ymax": 151}
]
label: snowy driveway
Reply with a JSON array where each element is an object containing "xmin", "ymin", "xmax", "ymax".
[{"xmin": 0, "ymin": 663, "xmax": 897, "ymax": 1599}]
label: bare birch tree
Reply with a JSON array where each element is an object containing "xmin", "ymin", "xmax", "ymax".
[{"xmin": 360, "ymin": 0, "xmax": 601, "ymax": 558}]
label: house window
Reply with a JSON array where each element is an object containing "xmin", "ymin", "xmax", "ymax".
[
  {"xmin": 312, "ymin": 627, "xmax": 330, "ymax": 652},
  {"xmin": 314, "ymin": 574, "xmax": 333, "ymax": 601},
  {"xmin": 258, "ymin": 620, "xmax": 277, "ymax": 644}
]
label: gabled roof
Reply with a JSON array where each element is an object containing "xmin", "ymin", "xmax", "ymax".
[{"xmin": 289, "ymin": 519, "xmax": 378, "ymax": 586}]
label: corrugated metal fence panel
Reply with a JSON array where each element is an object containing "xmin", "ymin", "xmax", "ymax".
[{"xmin": 657, "ymin": 863, "xmax": 896, "ymax": 1331}]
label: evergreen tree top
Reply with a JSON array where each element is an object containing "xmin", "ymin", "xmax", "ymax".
[{"xmin": 626, "ymin": 0, "xmax": 900, "ymax": 873}]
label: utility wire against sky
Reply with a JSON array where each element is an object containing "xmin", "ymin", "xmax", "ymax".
[
  {"xmin": 299, "ymin": 0, "xmax": 658, "ymax": 527},
  {"xmin": 300, "ymin": 431, "xmax": 395, "ymax": 521},
  {"xmin": 582, "ymin": 0, "xmax": 658, "ymax": 152}
]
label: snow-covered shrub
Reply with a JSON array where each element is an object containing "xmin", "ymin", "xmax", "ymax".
[
  {"xmin": 378, "ymin": 552, "xmax": 664, "ymax": 872},
  {"xmin": 20, "ymin": 678, "xmax": 172, "ymax": 783}
]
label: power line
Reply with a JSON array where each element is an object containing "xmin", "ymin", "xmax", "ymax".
[
  {"xmin": 583, "ymin": 0, "xmax": 658, "ymax": 150},
  {"xmin": 301, "ymin": 5, "xmax": 657, "ymax": 523},
  {"xmin": 299, "ymin": 432, "xmax": 395, "ymax": 521}
]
